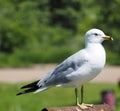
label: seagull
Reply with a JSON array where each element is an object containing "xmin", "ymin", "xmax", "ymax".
[{"xmin": 17, "ymin": 28, "xmax": 113, "ymax": 109}]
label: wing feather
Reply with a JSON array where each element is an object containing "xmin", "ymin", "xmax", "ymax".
[{"xmin": 38, "ymin": 50, "xmax": 87, "ymax": 87}]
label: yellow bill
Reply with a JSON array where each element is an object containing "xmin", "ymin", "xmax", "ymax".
[{"xmin": 103, "ymin": 36, "xmax": 113, "ymax": 41}]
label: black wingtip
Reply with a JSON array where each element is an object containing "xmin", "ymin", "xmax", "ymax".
[
  {"xmin": 16, "ymin": 80, "xmax": 40, "ymax": 96},
  {"xmin": 16, "ymin": 93, "xmax": 22, "ymax": 96},
  {"xmin": 20, "ymin": 80, "xmax": 39, "ymax": 89},
  {"xmin": 16, "ymin": 91, "xmax": 26, "ymax": 96},
  {"xmin": 16, "ymin": 85, "xmax": 39, "ymax": 96}
]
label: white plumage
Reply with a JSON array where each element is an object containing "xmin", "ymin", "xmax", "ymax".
[{"xmin": 17, "ymin": 28, "xmax": 113, "ymax": 108}]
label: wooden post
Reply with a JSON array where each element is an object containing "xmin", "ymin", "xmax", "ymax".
[{"xmin": 41, "ymin": 104, "xmax": 113, "ymax": 111}]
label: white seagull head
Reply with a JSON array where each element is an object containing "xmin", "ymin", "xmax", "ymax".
[{"xmin": 85, "ymin": 28, "xmax": 113, "ymax": 44}]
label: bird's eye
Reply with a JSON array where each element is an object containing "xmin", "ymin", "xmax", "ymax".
[{"xmin": 94, "ymin": 33, "xmax": 98, "ymax": 36}]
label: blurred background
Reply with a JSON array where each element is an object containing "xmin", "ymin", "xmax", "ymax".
[
  {"xmin": 0, "ymin": 0, "xmax": 120, "ymax": 111},
  {"xmin": 0, "ymin": 0, "xmax": 120, "ymax": 66}
]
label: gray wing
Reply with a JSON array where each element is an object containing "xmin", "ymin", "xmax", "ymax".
[
  {"xmin": 37, "ymin": 50, "xmax": 87, "ymax": 87},
  {"xmin": 16, "ymin": 50, "xmax": 88, "ymax": 94}
]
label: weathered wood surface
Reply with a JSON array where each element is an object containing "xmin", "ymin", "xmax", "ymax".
[{"xmin": 41, "ymin": 104, "xmax": 113, "ymax": 111}]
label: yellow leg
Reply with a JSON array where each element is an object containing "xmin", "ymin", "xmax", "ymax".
[{"xmin": 75, "ymin": 86, "xmax": 93, "ymax": 109}]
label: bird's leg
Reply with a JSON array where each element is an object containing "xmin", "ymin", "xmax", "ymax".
[
  {"xmin": 75, "ymin": 87, "xmax": 79, "ymax": 105},
  {"xmin": 75, "ymin": 86, "xmax": 93, "ymax": 109},
  {"xmin": 81, "ymin": 85, "xmax": 84, "ymax": 104},
  {"xmin": 81, "ymin": 86, "xmax": 93, "ymax": 109}
]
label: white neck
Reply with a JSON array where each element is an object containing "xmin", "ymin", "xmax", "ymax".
[{"xmin": 85, "ymin": 42, "xmax": 103, "ymax": 49}]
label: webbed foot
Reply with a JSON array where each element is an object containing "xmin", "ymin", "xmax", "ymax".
[{"xmin": 77, "ymin": 103, "xmax": 93, "ymax": 109}]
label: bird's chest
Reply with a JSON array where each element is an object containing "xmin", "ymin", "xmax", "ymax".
[
  {"xmin": 87, "ymin": 45, "xmax": 106, "ymax": 70},
  {"xmin": 89, "ymin": 51, "xmax": 105, "ymax": 69}
]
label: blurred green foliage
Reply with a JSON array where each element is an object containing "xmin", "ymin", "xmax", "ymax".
[{"xmin": 0, "ymin": 0, "xmax": 119, "ymax": 67}]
